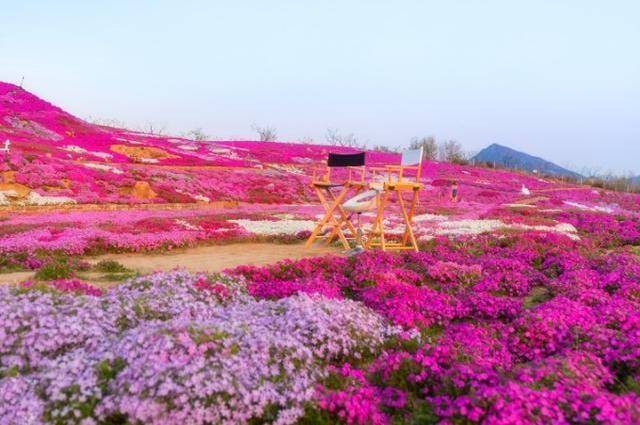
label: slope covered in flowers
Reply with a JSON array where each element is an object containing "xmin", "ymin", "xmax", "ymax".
[{"xmin": 4, "ymin": 80, "xmax": 640, "ymax": 212}]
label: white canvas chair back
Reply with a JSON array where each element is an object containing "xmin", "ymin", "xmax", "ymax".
[
  {"xmin": 369, "ymin": 146, "xmax": 424, "ymax": 184},
  {"xmin": 401, "ymin": 147, "xmax": 423, "ymax": 166}
]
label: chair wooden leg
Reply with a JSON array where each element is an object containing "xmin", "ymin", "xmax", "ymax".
[
  {"xmin": 398, "ymin": 191, "xmax": 419, "ymax": 252},
  {"xmin": 325, "ymin": 211, "xmax": 351, "ymax": 249},
  {"xmin": 326, "ymin": 213, "xmax": 352, "ymax": 245},
  {"xmin": 305, "ymin": 188, "xmax": 334, "ymax": 248},
  {"xmin": 328, "ymin": 187, "xmax": 360, "ymax": 239},
  {"xmin": 324, "ymin": 187, "xmax": 356, "ymax": 249},
  {"xmin": 306, "ymin": 186, "xmax": 354, "ymax": 250},
  {"xmin": 378, "ymin": 191, "xmax": 389, "ymax": 251},
  {"xmin": 402, "ymin": 189, "xmax": 420, "ymax": 246}
]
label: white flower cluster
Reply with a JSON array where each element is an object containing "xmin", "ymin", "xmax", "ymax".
[
  {"xmin": 62, "ymin": 145, "xmax": 112, "ymax": 159},
  {"xmin": 83, "ymin": 163, "xmax": 124, "ymax": 174},
  {"xmin": 27, "ymin": 192, "xmax": 76, "ymax": 206},
  {"xmin": 229, "ymin": 219, "xmax": 315, "ymax": 236}
]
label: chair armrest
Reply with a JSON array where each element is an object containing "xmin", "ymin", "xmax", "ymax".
[
  {"xmin": 348, "ymin": 166, "xmax": 366, "ymax": 183},
  {"xmin": 311, "ymin": 165, "xmax": 330, "ymax": 182}
]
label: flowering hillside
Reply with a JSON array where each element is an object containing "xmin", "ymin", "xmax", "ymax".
[
  {"xmin": 3, "ymin": 80, "xmax": 639, "ymax": 211},
  {"xmin": 2, "ymin": 82, "xmax": 640, "ymax": 424}
]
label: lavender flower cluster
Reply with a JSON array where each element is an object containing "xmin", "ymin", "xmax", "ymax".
[{"xmin": 0, "ymin": 271, "xmax": 396, "ymax": 424}]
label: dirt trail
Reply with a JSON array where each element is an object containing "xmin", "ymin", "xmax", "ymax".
[
  {"xmin": 91, "ymin": 243, "xmax": 338, "ymax": 274},
  {"xmin": 0, "ymin": 243, "xmax": 340, "ymax": 285}
]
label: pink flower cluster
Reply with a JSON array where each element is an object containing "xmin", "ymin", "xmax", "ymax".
[
  {"xmin": 19, "ymin": 278, "xmax": 103, "ymax": 296},
  {"xmin": 0, "ymin": 209, "xmax": 251, "ymax": 255},
  {"xmin": 231, "ymin": 232, "xmax": 640, "ymax": 423}
]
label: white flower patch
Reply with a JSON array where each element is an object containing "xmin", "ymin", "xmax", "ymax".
[
  {"xmin": 63, "ymin": 145, "xmax": 113, "ymax": 159},
  {"xmin": 563, "ymin": 201, "xmax": 614, "ymax": 214},
  {"xmin": 139, "ymin": 158, "xmax": 159, "ymax": 164},
  {"xmin": 175, "ymin": 189, "xmax": 210, "ymax": 203},
  {"xmin": 5, "ymin": 116, "xmax": 63, "ymax": 141},
  {"xmin": 21, "ymin": 192, "xmax": 76, "ymax": 206},
  {"xmin": 115, "ymin": 137, "xmax": 144, "ymax": 144},
  {"xmin": 209, "ymin": 147, "xmax": 242, "ymax": 160},
  {"xmin": 434, "ymin": 219, "xmax": 505, "ymax": 236},
  {"xmin": 504, "ymin": 203, "xmax": 536, "ymax": 208},
  {"xmin": 0, "ymin": 189, "xmax": 19, "ymax": 199},
  {"xmin": 274, "ymin": 213, "xmax": 297, "ymax": 220},
  {"xmin": 229, "ymin": 219, "xmax": 315, "ymax": 236},
  {"xmin": 0, "ymin": 192, "xmax": 8, "ymax": 206},
  {"xmin": 515, "ymin": 222, "xmax": 579, "ymax": 240},
  {"xmin": 268, "ymin": 164, "xmax": 305, "ymax": 175},
  {"xmin": 175, "ymin": 219, "xmax": 201, "ymax": 231},
  {"xmin": 415, "ymin": 217, "xmax": 579, "ymax": 240},
  {"xmin": 178, "ymin": 144, "xmax": 199, "ymax": 151},
  {"xmin": 63, "ymin": 145, "xmax": 88, "ymax": 154},
  {"xmin": 83, "ymin": 163, "xmax": 124, "ymax": 174},
  {"xmin": 193, "ymin": 194, "xmax": 210, "ymax": 203},
  {"xmin": 413, "ymin": 213, "xmax": 449, "ymax": 222},
  {"xmin": 210, "ymin": 148, "xmax": 233, "ymax": 154},
  {"xmin": 489, "ymin": 222, "xmax": 581, "ymax": 240}
]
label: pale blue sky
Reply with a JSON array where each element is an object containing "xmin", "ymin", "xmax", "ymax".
[{"xmin": 2, "ymin": 1, "xmax": 639, "ymax": 173}]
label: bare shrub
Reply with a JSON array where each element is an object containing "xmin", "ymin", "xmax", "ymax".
[
  {"xmin": 143, "ymin": 123, "xmax": 168, "ymax": 136},
  {"xmin": 371, "ymin": 144, "xmax": 398, "ymax": 153},
  {"xmin": 85, "ymin": 116, "xmax": 167, "ymax": 136},
  {"xmin": 252, "ymin": 125, "xmax": 278, "ymax": 142},
  {"xmin": 85, "ymin": 116, "xmax": 130, "ymax": 129},
  {"xmin": 438, "ymin": 140, "xmax": 467, "ymax": 164},
  {"xmin": 409, "ymin": 136, "xmax": 438, "ymax": 160},
  {"xmin": 183, "ymin": 128, "xmax": 209, "ymax": 141},
  {"xmin": 325, "ymin": 128, "xmax": 366, "ymax": 148}
]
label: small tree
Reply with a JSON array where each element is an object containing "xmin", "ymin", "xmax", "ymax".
[
  {"xmin": 184, "ymin": 128, "xmax": 209, "ymax": 141},
  {"xmin": 438, "ymin": 140, "xmax": 466, "ymax": 163},
  {"xmin": 252, "ymin": 125, "xmax": 278, "ymax": 142},
  {"xmin": 372, "ymin": 144, "xmax": 398, "ymax": 153},
  {"xmin": 325, "ymin": 128, "xmax": 365, "ymax": 148},
  {"xmin": 144, "ymin": 122, "xmax": 167, "ymax": 136},
  {"xmin": 409, "ymin": 136, "xmax": 438, "ymax": 160},
  {"xmin": 85, "ymin": 116, "xmax": 130, "ymax": 129}
]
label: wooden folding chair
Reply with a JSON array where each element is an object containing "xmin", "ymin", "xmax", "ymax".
[
  {"xmin": 366, "ymin": 147, "xmax": 424, "ymax": 252},
  {"xmin": 305, "ymin": 152, "xmax": 367, "ymax": 249}
]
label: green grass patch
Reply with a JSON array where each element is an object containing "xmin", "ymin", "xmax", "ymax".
[
  {"xmin": 94, "ymin": 260, "xmax": 131, "ymax": 274},
  {"xmin": 35, "ymin": 260, "xmax": 73, "ymax": 281}
]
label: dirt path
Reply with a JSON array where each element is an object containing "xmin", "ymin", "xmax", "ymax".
[
  {"xmin": 91, "ymin": 243, "xmax": 338, "ymax": 274},
  {"xmin": 0, "ymin": 243, "xmax": 340, "ymax": 285}
]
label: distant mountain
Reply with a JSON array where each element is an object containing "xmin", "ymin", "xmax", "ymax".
[{"xmin": 473, "ymin": 143, "xmax": 582, "ymax": 179}]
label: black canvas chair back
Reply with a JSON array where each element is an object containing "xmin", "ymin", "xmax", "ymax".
[{"xmin": 327, "ymin": 152, "xmax": 365, "ymax": 167}]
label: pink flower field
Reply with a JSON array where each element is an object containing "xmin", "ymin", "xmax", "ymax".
[{"xmin": 2, "ymin": 82, "xmax": 640, "ymax": 424}]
